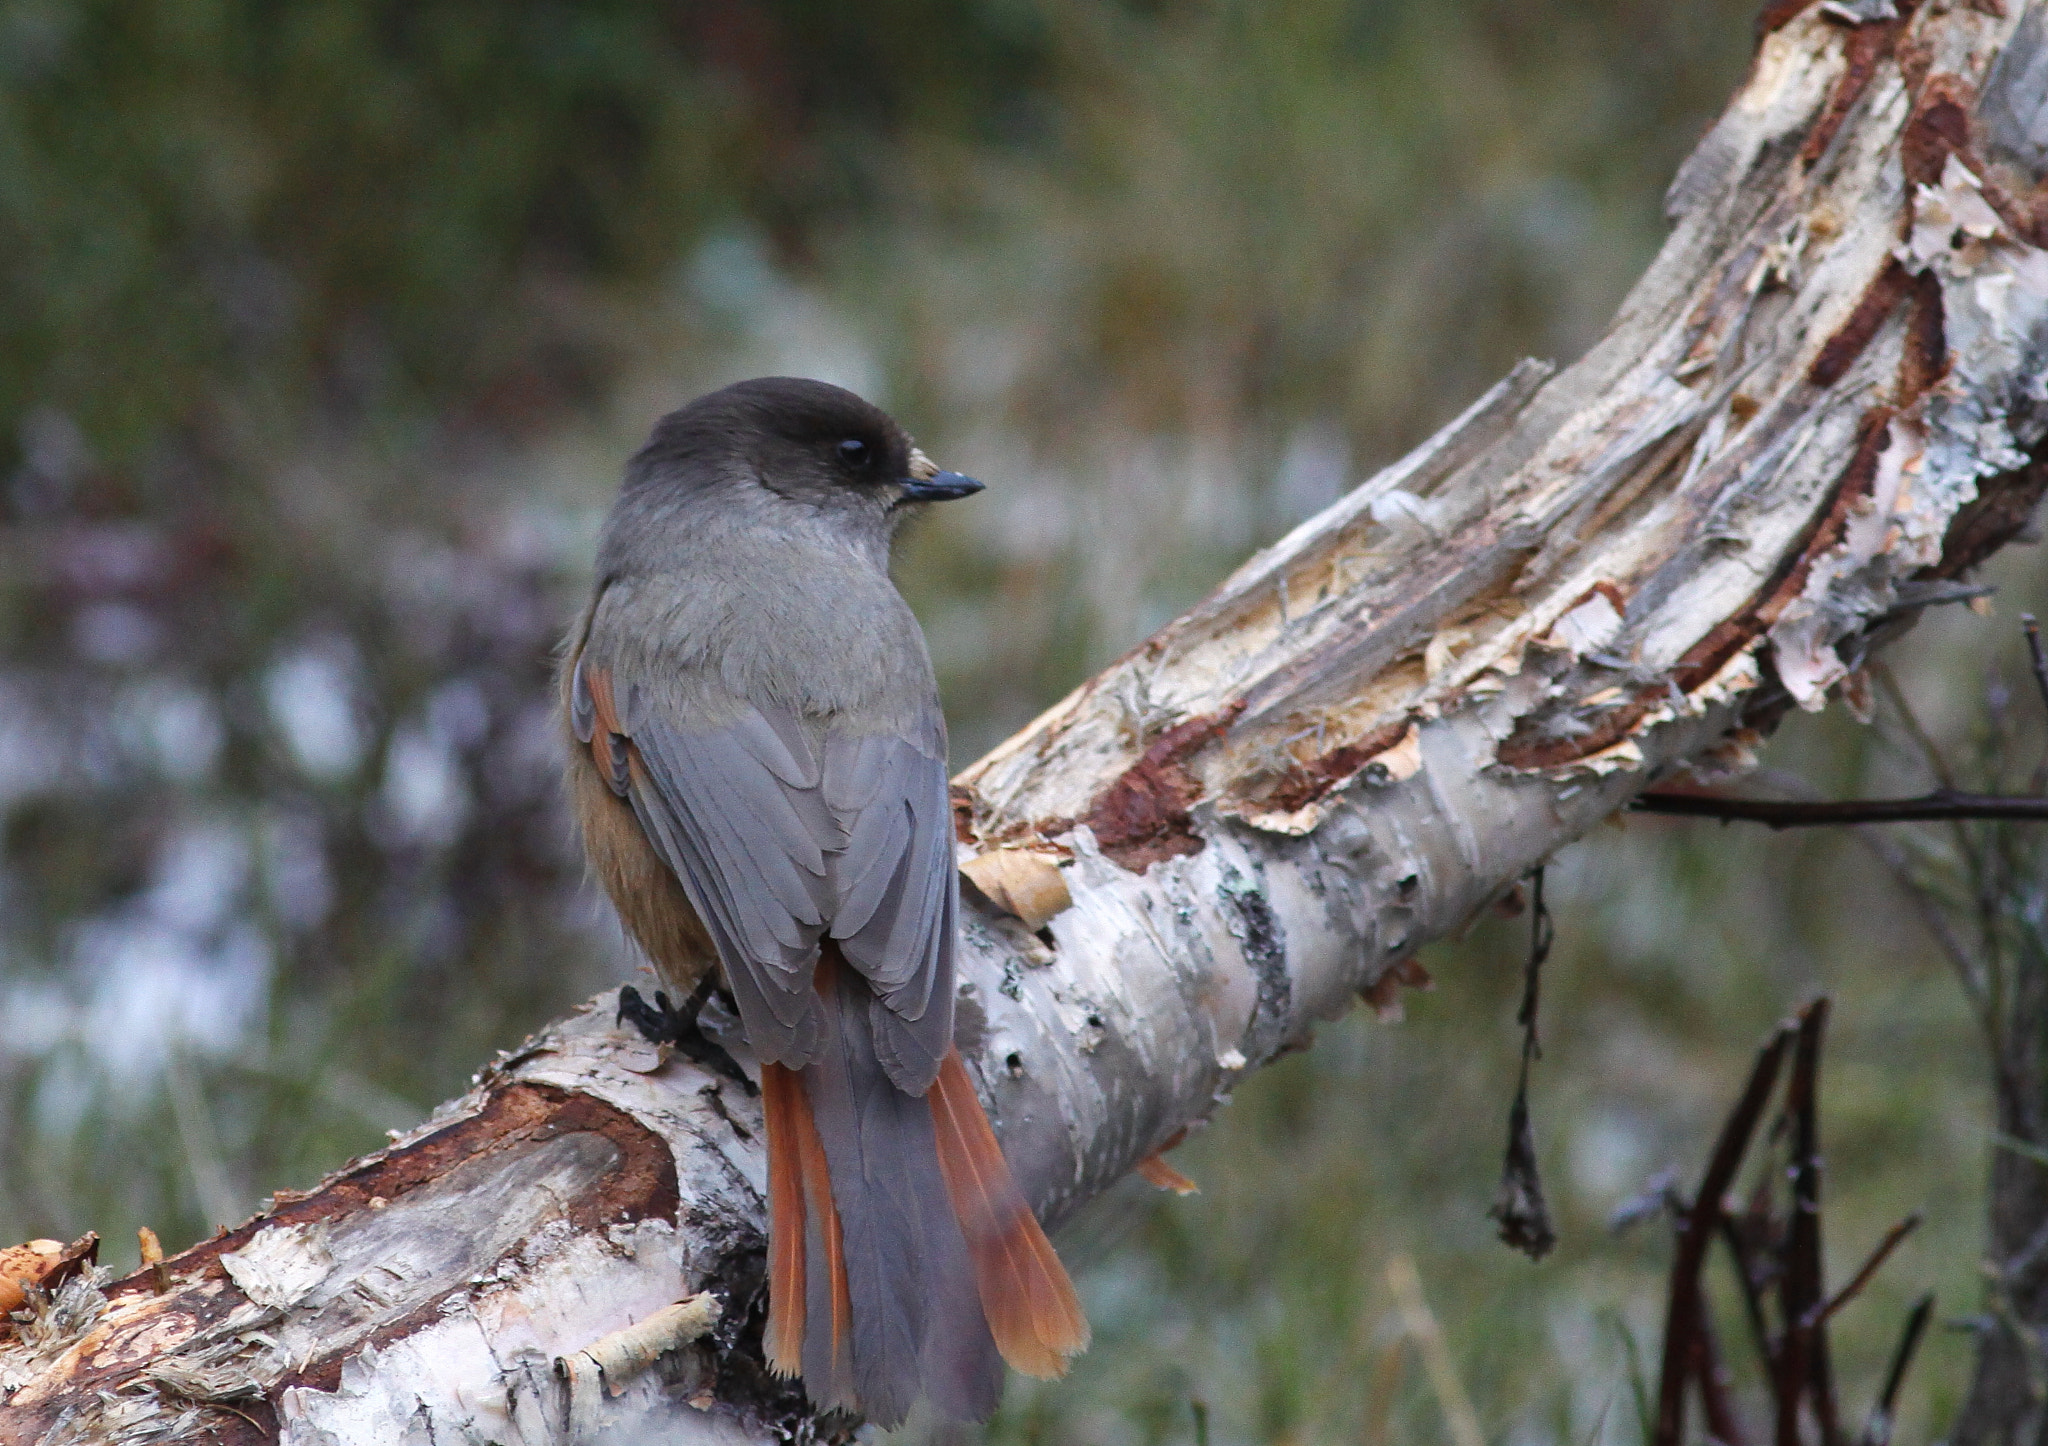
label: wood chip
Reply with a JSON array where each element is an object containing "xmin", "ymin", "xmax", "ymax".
[{"xmin": 556, "ymin": 1293, "xmax": 722, "ymax": 1399}]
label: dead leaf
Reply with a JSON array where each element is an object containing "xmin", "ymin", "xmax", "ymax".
[
  {"xmin": 1362, "ymin": 973, "xmax": 1407, "ymax": 1022},
  {"xmin": 960, "ymin": 849, "xmax": 1073, "ymax": 930}
]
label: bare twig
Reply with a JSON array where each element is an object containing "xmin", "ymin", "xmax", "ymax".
[
  {"xmin": 1658, "ymin": 1007, "xmax": 1930, "ymax": 1446},
  {"xmin": 1859, "ymin": 1295, "xmax": 1933, "ymax": 1446},
  {"xmin": 1849, "ymin": 824, "xmax": 1992, "ymax": 1025},
  {"xmin": 1776, "ymin": 999, "xmax": 1839, "ymax": 1446},
  {"xmin": 1800, "ymin": 1215, "xmax": 1923, "ymax": 1332},
  {"xmin": 1719, "ymin": 1204, "xmax": 1777, "ymax": 1373},
  {"xmin": 2021, "ymin": 616, "xmax": 2048, "ymax": 722},
  {"xmin": 1634, "ymin": 791, "xmax": 2048, "ymax": 828},
  {"xmin": 1702, "ymin": 769, "xmax": 1994, "ymax": 1043},
  {"xmin": 1655, "ymin": 1021, "xmax": 1797, "ymax": 1446},
  {"xmin": 1518, "ymin": 867, "xmax": 1552, "ymax": 1052},
  {"xmin": 2020, "ymin": 616, "xmax": 2048, "ymax": 798},
  {"xmin": 1872, "ymin": 663, "xmax": 1961, "ymax": 797},
  {"xmin": 1693, "ymin": 1292, "xmax": 1747, "ymax": 1446}
]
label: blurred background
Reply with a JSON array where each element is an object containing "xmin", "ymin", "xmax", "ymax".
[{"xmin": 0, "ymin": 2, "xmax": 2036, "ymax": 1441}]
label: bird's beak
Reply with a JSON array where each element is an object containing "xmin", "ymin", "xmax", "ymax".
[
  {"xmin": 901, "ymin": 446, "xmax": 985, "ymax": 502},
  {"xmin": 901, "ymin": 471, "xmax": 985, "ymax": 502}
]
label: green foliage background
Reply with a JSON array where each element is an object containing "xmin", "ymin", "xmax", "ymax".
[{"xmin": 0, "ymin": 3, "xmax": 2025, "ymax": 1441}]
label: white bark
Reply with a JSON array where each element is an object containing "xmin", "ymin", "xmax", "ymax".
[{"xmin": 9, "ymin": 3, "xmax": 2048, "ymax": 1441}]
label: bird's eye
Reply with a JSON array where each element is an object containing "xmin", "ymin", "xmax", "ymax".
[{"xmin": 838, "ymin": 438, "xmax": 872, "ymax": 468}]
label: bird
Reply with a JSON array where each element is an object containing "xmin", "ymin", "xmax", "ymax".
[{"xmin": 558, "ymin": 376, "xmax": 1088, "ymax": 1425}]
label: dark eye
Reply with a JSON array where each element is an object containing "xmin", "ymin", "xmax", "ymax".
[{"xmin": 837, "ymin": 438, "xmax": 872, "ymax": 468}]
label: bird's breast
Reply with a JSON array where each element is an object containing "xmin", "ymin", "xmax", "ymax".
[{"xmin": 589, "ymin": 533, "xmax": 938, "ymax": 733}]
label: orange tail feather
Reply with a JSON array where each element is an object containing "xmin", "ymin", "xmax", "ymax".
[
  {"xmin": 761, "ymin": 1062, "xmax": 808, "ymax": 1377},
  {"xmin": 766, "ymin": 1055, "xmax": 855, "ymax": 1404},
  {"xmin": 928, "ymin": 1051, "xmax": 1090, "ymax": 1378},
  {"xmin": 790, "ymin": 1068, "xmax": 853, "ymax": 1390}
]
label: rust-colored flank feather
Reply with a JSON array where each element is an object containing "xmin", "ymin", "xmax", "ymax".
[
  {"xmin": 583, "ymin": 664, "xmax": 622, "ymax": 769},
  {"xmin": 928, "ymin": 1052, "xmax": 1090, "ymax": 1377}
]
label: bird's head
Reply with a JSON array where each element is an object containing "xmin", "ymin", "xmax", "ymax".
[{"xmin": 628, "ymin": 377, "xmax": 983, "ymax": 545}]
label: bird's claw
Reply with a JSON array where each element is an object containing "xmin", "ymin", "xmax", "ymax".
[{"xmin": 617, "ymin": 980, "xmax": 759, "ymax": 1096}]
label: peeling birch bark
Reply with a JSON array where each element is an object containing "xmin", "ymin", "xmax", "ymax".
[{"xmin": 9, "ymin": 4, "xmax": 2048, "ymax": 1441}]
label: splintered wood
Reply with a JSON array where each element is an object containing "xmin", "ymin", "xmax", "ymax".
[{"xmin": 956, "ymin": 3, "xmax": 2048, "ymax": 847}]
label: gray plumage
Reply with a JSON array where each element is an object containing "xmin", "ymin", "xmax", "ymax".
[
  {"xmin": 572, "ymin": 380, "xmax": 962, "ymax": 1089},
  {"xmin": 565, "ymin": 377, "xmax": 1004, "ymax": 1425},
  {"xmin": 806, "ymin": 958, "xmax": 1001, "ymax": 1423}
]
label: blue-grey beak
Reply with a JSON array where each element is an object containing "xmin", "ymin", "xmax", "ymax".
[{"xmin": 900, "ymin": 471, "xmax": 985, "ymax": 502}]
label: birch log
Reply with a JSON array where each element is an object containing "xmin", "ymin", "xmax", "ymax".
[{"xmin": 9, "ymin": 4, "xmax": 2048, "ymax": 1442}]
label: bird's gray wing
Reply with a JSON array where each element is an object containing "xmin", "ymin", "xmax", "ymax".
[
  {"xmin": 575, "ymin": 656, "xmax": 956, "ymax": 1090},
  {"xmin": 574, "ymin": 654, "xmax": 837, "ymax": 1067},
  {"xmin": 822, "ymin": 722, "xmax": 958, "ymax": 1093}
]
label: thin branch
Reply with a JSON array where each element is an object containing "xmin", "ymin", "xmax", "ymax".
[
  {"xmin": 1776, "ymin": 998, "xmax": 1837, "ymax": 1446},
  {"xmin": 1634, "ymin": 791, "xmax": 2048, "ymax": 827},
  {"xmin": 1518, "ymin": 866, "xmax": 1553, "ymax": 1047},
  {"xmin": 1719, "ymin": 1208, "xmax": 1777, "ymax": 1373},
  {"xmin": 1693, "ymin": 1291, "xmax": 1748, "ymax": 1446},
  {"xmin": 1872, "ymin": 663, "xmax": 1961, "ymax": 797},
  {"xmin": 1716, "ymin": 770, "xmax": 1995, "ymax": 1035},
  {"xmin": 2021, "ymin": 616, "xmax": 2048, "ymax": 721},
  {"xmin": 1656, "ymin": 1021, "xmax": 1798, "ymax": 1446},
  {"xmin": 1848, "ymin": 824, "xmax": 1993, "ymax": 1026},
  {"xmin": 2021, "ymin": 614, "xmax": 2048, "ymax": 797},
  {"xmin": 1800, "ymin": 1214, "xmax": 1923, "ymax": 1332},
  {"xmin": 1859, "ymin": 1294, "xmax": 1933, "ymax": 1446}
]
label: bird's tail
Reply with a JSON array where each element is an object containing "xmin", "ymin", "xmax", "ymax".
[{"xmin": 762, "ymin": 954, "xmax": 1088, "ymax": 1425}]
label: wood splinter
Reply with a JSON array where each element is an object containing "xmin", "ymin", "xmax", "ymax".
[
  {"xmin": 137, "ymin": 1226, "xmax": 169, "ymax": 1295},
  {"xmin": 1135, "ymin": 1154, "xmax": 1199, "ymax": 1195},
  {"xmin": 553, "ymin": 1292, "xmax": 722, "ymax": 1400},
  {"xmin": 1133, "ymin": 1127, "xmax": 1200, "ymax": 1194}
]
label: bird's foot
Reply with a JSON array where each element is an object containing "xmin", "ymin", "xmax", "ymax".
[
  {"xmin": 617, "ymin": 980, "xmax": 759, "ymax": 1096},
  {"xmin": 616, "ymin": 982, "xmax": 679, "ymax": 1045}
]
